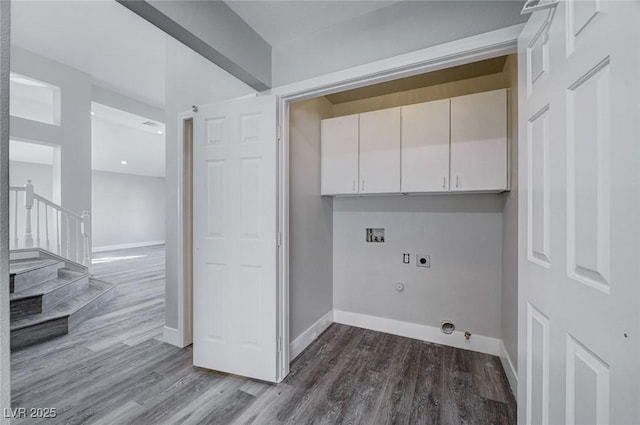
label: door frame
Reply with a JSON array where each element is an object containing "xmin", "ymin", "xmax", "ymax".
[
  {"xmin": 176, "ymin": 23, "xmax": 525, "ymax": 381},
  {"xmin": 168, "ymin": 110, "xmax": 195, "ymax": 348},
  {"xmin": 272, "ymin": 23, "xmax": 524, "ymax": 380}
]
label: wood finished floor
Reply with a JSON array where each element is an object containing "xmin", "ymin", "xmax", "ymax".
[{"xmin": 11, "ymin": 246, "xmax": 516, "ymax": 425}]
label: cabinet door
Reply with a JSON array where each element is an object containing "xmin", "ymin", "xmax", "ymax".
[
  {"xmin": 321, "ymin": 115, "xmax": 359, "ymax": 195},
  {"xmin": 450, "ymin": 89, "xmax": 507, "ymax": 191},
  {"xmin": 401, "ymin": 99, "xmax": 450, "ymax": 192},
  {"xmin": 359, "ymin": 107, "xmax": 400, "ymax": 194}
]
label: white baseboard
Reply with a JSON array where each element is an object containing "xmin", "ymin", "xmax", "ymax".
[
  {"xmin": 92, "ymin": 240, "xmax": 165, "ymax": 253},
  {"xmin": 333, "ymin": 310, "xmax": 501, "ymax": 356},
  {"xmin": 499, "ymin": 341, "xmax": 518, "ymax": 396},
  {"xmin": 163, "ymin": 326, "xmax": 185, "ymax": 347},
  {"xmin": 290, "ymin": 310, "xmax": 334, "ymax": 361}
]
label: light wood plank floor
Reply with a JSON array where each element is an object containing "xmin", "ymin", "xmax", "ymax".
[{"xmin": 11, "ymin": 246, "xmax": 516, "ymax": 424}]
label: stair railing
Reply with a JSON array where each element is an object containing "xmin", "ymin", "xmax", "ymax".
[{"xmin": 9, "ymin": 180, "xmax": 91, "ymax": 268}]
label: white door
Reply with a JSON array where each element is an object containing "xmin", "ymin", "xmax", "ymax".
[
  {"xmin": 192, "ymin": 94, "xmax": 280, "ymax": 382},
  {"xmin": 450, "ymin": 89, "xmax": 508, "ymax": 191},
  {"xmin": 320, "ymin": 114, "xmax": 359, "ymax": 195},
  {"xmin": 401, "ymin": 99, "xmax": 450, "ymax": 192},
  {"xmin": 359, "ymin": 107, "xmax": 400, "ymax": 194},
  {"xmin": 518, "ymin": 2, "xmax": 639, "ymax": 424}
]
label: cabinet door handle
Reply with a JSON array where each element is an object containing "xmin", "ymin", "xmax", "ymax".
[
  {"xmin": 361, "ymin": 180, "xmax": 365, "ymax": 192},
  {"xmin": 442, "ymin": 176, "xmax": 446, "ymax": 189},
  {"xmin": 456, "ymin": 176, "xmax": 460, "ymax": 188}
]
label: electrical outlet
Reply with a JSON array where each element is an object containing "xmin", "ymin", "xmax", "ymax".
[
  {"xmin": 402, "ymin": 253, "xmax": 410, "ymax": 264},
  {"xmin": 416, "ymin": 254, "xmax": 430, "ymax": 268}
]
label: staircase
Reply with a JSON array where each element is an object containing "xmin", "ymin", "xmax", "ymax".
[{"xmin": 9, "ymin": 255, "xmax": 116, "ymax": 350}]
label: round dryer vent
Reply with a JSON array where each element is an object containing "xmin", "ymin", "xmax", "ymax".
[{"xmin": 441, "ymin": 320, "xmax": 455, "ymax": 335}]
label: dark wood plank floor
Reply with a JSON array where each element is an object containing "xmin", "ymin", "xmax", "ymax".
[{"xmin": 11, "ymin": 246, "xmax": 516, "ymax": 425}]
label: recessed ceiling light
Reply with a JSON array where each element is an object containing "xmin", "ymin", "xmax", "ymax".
[
  {"xmin": 157, "ymin": 130, "xmax": 163, "ymax": 135},
  {"xmin": 121, "ymin": 160, "xmax": 127, "ymax": 165}
]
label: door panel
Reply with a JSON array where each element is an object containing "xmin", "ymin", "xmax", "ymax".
[
  {"xmin": 320, "ymin": 115, "xmax": 359, "ymax": 195},
  {"xmin": 450, "ymin": 89, "xmax": 508, "ymax": 191},
  {"xmin": 518, "ymin": 2, "xmax": 640, "ymax": 424},
  {"xmin": 359, "ymin": 107, "xmax": 400, "ymax": 194},
  {"xmin": 193, "ymin": 95, "xmax": 279, "ymax": 382},
  {"xmin": 401, "ymin": 99, "xmax": 450, "ymax": 192}
]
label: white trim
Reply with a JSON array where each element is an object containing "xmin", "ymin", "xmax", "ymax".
[
  {"xmin": 271, "ymin": 24, "xmax": 524, "ymax": 101},
  {"xmin": 333, "ymin": 310, "xmax": 501, "ymax": 356},
  {"xmin": 92, "ymin": 240, "xmax": 165, "ymax": 253},
  {"xmin": 272, "ymin": 25, "xmax": 522, "ymax": 380},
  {"xmin": 175, "ymin": 110, "xmax": 195, "ymax": 349},
  {"xmin": 289, "ymin": 310, "xmax": 333, "ymax": 361},
  {"xmin": 163, "ymin": 326, "xmax": 186, "ymax": 347},
  {"xmin": 500, "ymin": 340, "xmax": 518, "ymax": 396}
]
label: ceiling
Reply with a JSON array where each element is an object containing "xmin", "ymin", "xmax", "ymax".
[
  {"xmin": 11, "ymin": 0, "xmax": 167, "ymax": 107},
  {"xmin": 225, "ymin": 1, "xmax": 400, "ymax": 46},
  {"xmin": 326, "ymin": 56, "xmax": 509, "ymax": 104},
  {"xmin": 91, "ymin": 103, "xmax": 166, "ymax": 177}
]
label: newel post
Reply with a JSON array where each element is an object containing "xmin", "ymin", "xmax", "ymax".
[
  {"xmin": 24, "ymin": 179, "xmax": 34, "ymax": 248},
  {"xmin": 81, "ymin": 210, "xmax": 91, "ymax": 268}
]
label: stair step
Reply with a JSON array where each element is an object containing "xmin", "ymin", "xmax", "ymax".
[
  {"xmin": 9, "ymin": 259, "xmax": 64, "ymax": 293},
  {"xmin": 10, "ymin": 269, "xmax": 91, "ymax": 320},
  {"xmin": 10, "ymin": 279, "xmax": 116, "ymax": 350}
]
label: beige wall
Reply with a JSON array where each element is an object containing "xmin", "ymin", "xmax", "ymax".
[{"xmin": 331, "ymin": 72, "xmax": 508, "ymax": 117}]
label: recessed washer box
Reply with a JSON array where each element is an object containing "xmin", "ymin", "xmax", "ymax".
[{"xmin": 366, "ymin": 228, "xmax": 385, "ymax": 243}]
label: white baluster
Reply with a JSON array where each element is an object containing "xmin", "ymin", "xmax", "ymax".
[
  {"xmin": 24, "ymin": 180, "xmax": 34, "ymax": 248},
  {"xmin": 45, "ymin": 204, "xmax": 50, "ymax": 250},
  {"xmin": 36, "ymin": 199, "xmax": 41, "ymax": 247},
  {"xmin": 65, "ymin": 214, "xmax": 70, "ymax": 259},
  {"xmin": 13, "ymin": 190, "xmax": 18, "ymax": 248},
  {"xmin": 56, "ymin": 210, "xmax": 61, "ymax": 254},
  {"xmin": 81, "ymin": 211, "xmax": 90, "ymax": 267}
]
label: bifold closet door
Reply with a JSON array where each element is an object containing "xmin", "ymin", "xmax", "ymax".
[
  {"xmin": 359, "ymin": 107, "xmax": 400, "ymax": 194},
  {"xmin": 401, "ymin": 99, "xmax": 450, "ymax": 192}
]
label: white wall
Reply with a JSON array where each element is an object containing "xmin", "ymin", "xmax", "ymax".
[
  {"xmin": 333, "ymin": 195, "xmax": 504, "ymax": 340},
  {"xmin": 0, "ymin": 1, "xmax": 12, "ymax": 417},
  {"xmin": 289, "ymin": 98, "xmax": 333, "ymax": 340},
  {"xmin": 272, "ymin": 1, "xmax": 526, "ymax": 86},
  {"xmin": 91, "ymin": 170, "xmax": 165, "ymax": 250},
  {"xmin": 164, "ymin": 36, "xmax": 254, "ymax": 331},
  {"xmin": 9, "ymin": 160, "xmax": 53, "ymax": 199},
  {"xmin": 10, "ymin": 46, "xmax": 92, "ymax": 221},
  {"xmin": 501, "ymin": 54, "xmax": 519, "ymax": 372}
]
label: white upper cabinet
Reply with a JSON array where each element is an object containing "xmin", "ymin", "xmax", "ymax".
[
  {"xmin": 320, "ymin": 88, "xmax": 509, "ymax": 196},
  {"xmin": 450, "ymin": 89, "xmax": 508, "ymax": 192},
  {"xmin": 401, "ymin": 99, "xmax": 451, "ymax": 192},
  {"xmin": 320, "ymin": 114, "xmax": 359, "ymax": 195},
  {"xmin": 359, "ymin": 107, "xmax": 401, "ymax": 194}
]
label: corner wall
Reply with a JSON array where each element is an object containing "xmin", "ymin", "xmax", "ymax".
[
  {"xmin": 0, "ymin": 0, "xmax": 10, "ymax": 418},
  {"xmin": 289, "ymin": 98, "xmax": 334, "ymax": 342},
  {"xmin": 10, "ymin": 46, "xmax": 92, "ymax": 222},
  {"xmin": 500, "ymin": 54, "xmax": 519, "ymax": 383}
]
